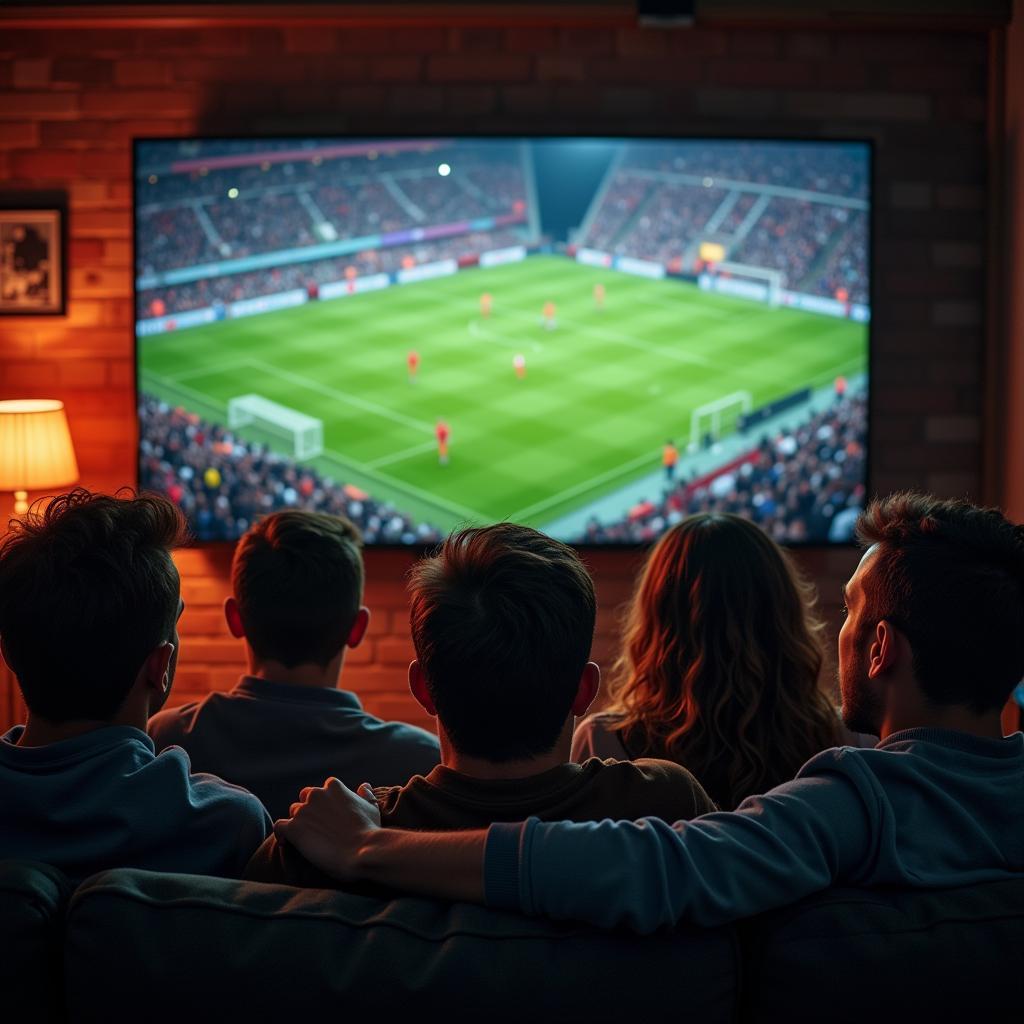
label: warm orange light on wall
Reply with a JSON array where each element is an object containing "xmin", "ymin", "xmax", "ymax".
[{"xmin": 0, "ymin": 400, "xmax": 79, "ymax": 514}]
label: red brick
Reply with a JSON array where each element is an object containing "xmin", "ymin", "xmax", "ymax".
[
  {"xmin": 931, "ymin": 301, "xmax": 982, "ymax": 328},
  {"xmin": 532, "ymin": 55, "xmax": 585, "ymax": 83},
  {"xmin": 115, "ymin": 59, "xmax": 173, "ymax": 87},
  {"xmin": 371, "ymin": 56, "xmax": 423, "ymax": 83},
  {"xmin": 70, "ymin": 239, "xmax": 105, "ymax": 264},
  {"xmin": 108, "ymin": 361, "xmax": 134, "ymax": 390},
  {"xmin": 0, "ymin": 122, "xmax": 37, "ymax": 148},
  {"xmin": 52, "ymin": 58, "xmax": 114, "ymax": 85},
  {"xmin": 389, "ymin": 85, "xmax": 445, "ymax": 115},
  {"xmin": 444, "ymin": 86, "xmax": 498, "ymax": 117},
  {"xmin": 70, "ymin": 266, "xmax": 129, "ymax": 299},
  {"xmin": 56, "ymin": 359, "xmax": 108, "ymax": 389},
  {"xmin": 40, "ymin": 121, "xmax": 118, "ymax": 148},
  {"xmin": 81, "ymin": 149, "xmax": 132, "ymax": 179},
  {"xmin": 427, "ymin": 54, "xmax": 532, "ymax": 83},
  {"xmin": 177, "ymin": 639, "xmax": 244, "ymax": 664},
  {"xmin": 0, "ymin": 92, "xmax": 79, "ymax": 119},
  {"xmin": 696, "ymin": 87, "xmax": 780, "ymax": 118},
  {"xmin": 283, "ymin": 27, "xmax": 340, "ymax": 55},
  {"xmin": 815, "ymin": 60, "xmax": 869, "ymax": 89},
  {"xmin": 935, "ymin": 185, "xmax": 985, "ymax": 210},
  {"xmin": 932, "ymin": 242, "xmax": 982, "ymax": 268},
  {"xmin": 102, "ymin": 239, "xmax": 133, "ymax": 265},
  {"xmin": 453, "ymin": 28, "xmax": 504, "ymax": 53},
  {"xmin": 178, "ymin": 608, "xmax": 230, "ymax": 636},
  {"xmin": 244, "ymin": 28, "xmax": 286, "ymax": 57},
  {"xmin": 559, "ymin": 28, "xmax": 614, "ymax": 57},
  {"xmin": 586, "ymin": 58, "xmax": 702, "ymax": 85},
  {"xmin": 668, "ymin": 31, "xmax": 728, "ymax": 58},
  {"xmin": 707, "ymin": 59, "xmax": 815, "ymax": 89},
  {"xmin": 886, "ymin": 61, "xmax": 986, "ymax": 92},
  {"xmin": 342, "ymin": 668, "xmax": 412, "ymax": 693},
  {"xmin": 80, "ymin": 90, "xmax": 199, "ymax": 118},
  {"xmin": 344, "ymin": 643, "xmax": 374, "ymax": 666},
  {"xmin": 786, "ymin": 32, "xmax": 831, "ymax": 61},
  {"xmin": 1, "ymin": 361, "xmax": 60, "ymax": 389},
  {"xmin": 730, "ymin": 31, "xmax": 781, "ymax": 58},
  {"xmin": 616, "ymin": 29, "xmax": 669, "ymax": 59},
  {"xmin": 506, "ymin": 27, "xmax": 558, "ymax": 53},
  {"xmin": 69, "ymin": 210, "xmax": 131, "ymax": 238},
  {"xmin": 376, "ymin": 638, "xmax": 415, "ymax": 666},
  {"xmin": 925, "ymin": 415, "xmax": 980, "ymax": 443},
  {"xmin": 12, "ymin": 59, "xmax": 51, "ymax": 89},
  {"xmin": 501, "ymin": 84, "xmax": 554, "ymax": 116},
  {"xmin": 10, "ymin": 149, "xmax": 82, "ymax": 179}
]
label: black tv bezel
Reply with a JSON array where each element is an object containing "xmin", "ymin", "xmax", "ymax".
[{"xmin": 132, "ymin": 133, "xmax": 874, "ymax": 552}]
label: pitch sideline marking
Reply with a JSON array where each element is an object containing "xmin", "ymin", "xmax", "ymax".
[
  {"xmin": 245, "ymin": 358, "xmax": 434, "ymax": 433},
  {"xmin": 364, "ymin": 439, "xmax": 439, "ymax": 469}
]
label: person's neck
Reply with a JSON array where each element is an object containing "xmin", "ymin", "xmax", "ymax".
[
  {"xmin": 18, "ymin": 710, "xmax": 143, "ymax": 748},
  {"xmin": 439, "ymin": 726, "xmax": 573, "ymax": 781},
  {"xmin": 879, "ymin": 706, "xmax": 1005, "ymax": 742},
  {"xmin": 247, "ymin": 655, "xmax": 343, "ymax": 690}
]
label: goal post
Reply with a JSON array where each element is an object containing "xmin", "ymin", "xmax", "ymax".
[
  {"xmin": 709, "ymin": 261, "xmax": 784, "ymax": 308},
  {"xmin": 227, "ymin": 394, "xmax": 324, "ymax": 460},
  {"xmin": 690, "ymin": 390, "xmax": 753, "ymax": 450}
]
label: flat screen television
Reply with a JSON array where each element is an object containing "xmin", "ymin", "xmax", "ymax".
[{"xmin": 135, "ymin": 136, "xmax": 871, "ymax": 545}]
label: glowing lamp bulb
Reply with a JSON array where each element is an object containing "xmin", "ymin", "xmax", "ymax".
[{"xmin": 438, "ymin": 163, "xmax": 451, "ymax": 177}]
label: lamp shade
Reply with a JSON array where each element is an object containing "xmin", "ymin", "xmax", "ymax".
[{"xmin": 0, "ymin": 399, "xmax": 79, "ymax": 492}]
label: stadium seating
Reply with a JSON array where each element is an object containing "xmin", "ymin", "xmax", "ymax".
[
  {"xmin": 4, "ymin": 859, "xmax": 1021, "ymax": 1022},
  {"xmin": 578, "ymin": 393, "xmax": 867, "ymax": 544},
  {"xmin": 139, "ymin": 394, "xmax": 442, "ymax": 544},
  {"xmin": 578, "ymin": 142, "xmax": 869, "ymax": 303},
  {"xmin": 136, "ymin": 142, "xmax": 530, "ymax": 320}
]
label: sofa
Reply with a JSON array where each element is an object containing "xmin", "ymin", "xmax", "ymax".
[{"xmin": 2, "ymin": 859, "xmax": 1021, "ymax": 1021}]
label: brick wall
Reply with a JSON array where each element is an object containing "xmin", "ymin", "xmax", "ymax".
[{"xmin": 0, "ymin": 10, "xmax": 1002, "ymax": 731}]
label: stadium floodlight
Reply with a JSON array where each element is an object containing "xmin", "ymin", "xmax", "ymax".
[
  {"xmin": 690, "ymin": 391, "xmax": 753, "ymax": 451},
  {"xmin": 227, "ymin": 394, "xmax": 324, "ymax": 460}
]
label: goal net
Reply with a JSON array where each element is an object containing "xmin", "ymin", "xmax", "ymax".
[
  {"xmin": 690, "ymin": 390, "xmax": 753, "ymax": 450},
  {"xmin": 227, "ymin": 394, "xmax": 324, "ymax": 460},
  {"xmin": 711, "ymin": 261, "xmax": 784, "ymax": 308}
]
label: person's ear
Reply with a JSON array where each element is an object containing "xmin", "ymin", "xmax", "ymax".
[
  {"xmin": 141, "ymin": 641, "xmax": 175, "ymax": 697},
  {"xmin": 408, "ymin": 660, "xmax": 437, "ymax": 716},
  {"xmin": 571, "ymin": 662, "xmax": 601, "ymax": 716},
  {"xmin": 224, "ymin": 596, "xmax": 246, "ymax": 639},
  {"xmin": 347, "ymin": 607, "xmax": 370, "ymax": 649},
  {"xmin": 868, "ymin": 620, "xmax": 899, "ymax": 679}
]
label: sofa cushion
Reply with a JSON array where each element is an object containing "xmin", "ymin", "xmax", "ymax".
[
  {"xmin": 64, "ymin": 869, "xmax": 739, "ymax": 1022},
  {"xmin": 0, "ymin": 859, "xmax": 73, "ymax": 1021},
  {"xmin": 741, "ymin": 879, "xmax": 1024, "ymax": 1023}
]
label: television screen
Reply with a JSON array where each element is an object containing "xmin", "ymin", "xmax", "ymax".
[{"xmin": 135, "ymin": 137, "xmax": 870, "ymax": 545}]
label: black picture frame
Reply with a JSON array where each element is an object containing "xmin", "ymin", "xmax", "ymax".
[{"xmin": 0, "ymin": 198, "xmax": 67, "ymax": 316}]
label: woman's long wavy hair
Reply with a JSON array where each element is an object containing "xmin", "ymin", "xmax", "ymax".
[{"xmin": 609, "ymin": 513, "xmax": 842, "ymax": 810}]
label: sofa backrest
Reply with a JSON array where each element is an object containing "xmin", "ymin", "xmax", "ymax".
[
  {"xmin": 0, "ymin": 859, "xmax": 73, "ymax": 1021},
  {"xmin": 740, "ymin": 879, "xmax": 1024, "ymax": 1022},
  {"xmin": 63, "ymin": 869, "xmax": 740, "ymax": 1022}
]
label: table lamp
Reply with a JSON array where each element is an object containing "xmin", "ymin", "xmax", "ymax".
[{"xmin": 0, "ymin": 399, "xmax": 79, "ymax": 514}]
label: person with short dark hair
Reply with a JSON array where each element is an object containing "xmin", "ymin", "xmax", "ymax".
[
  {"xmin": 275, "ymin": 493, "xmax": 1024, "ymax": 929},
  {"xmin": 149, "ymin": 510, "xmax": 439, "ymax": 820},
  {"xmin": 248, "ymin": 524, "xmax": 714, "ymax": 888},
  {"xmin": 0, "ymin": 489, "xmax": 270, "ymax": 883}
]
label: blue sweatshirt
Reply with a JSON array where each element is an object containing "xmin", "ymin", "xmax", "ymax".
[
  {"xmin": 0, "ymin": 724, "xmax": 271, "ymax": 883},
  {"xmin": 485, "ymin": 728, "xmax": 1024, "ymax": 933}
]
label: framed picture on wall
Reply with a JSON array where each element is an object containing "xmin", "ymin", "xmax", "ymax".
[{"xmin": 0, "ymin": 206, "xmax": 65, "ymax": 315}]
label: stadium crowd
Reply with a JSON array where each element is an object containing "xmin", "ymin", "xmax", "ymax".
[
  {"xmin": 580, "ymin": 143, "xmax": 869, "ymax": 303},
  {"xmin": 137, "ymin": 145, "xmax": 527, "ymax": 276},
  {"xmin": 138, "ymin": 393, "xmax": 442, "ymax": 545},
  {"xmin": 576, "ymin": 393, "xmax": 867, "ymax": 545},
  {"xmin": 137, "ymin": 228, "xmax": 528, "ymax": 320}
]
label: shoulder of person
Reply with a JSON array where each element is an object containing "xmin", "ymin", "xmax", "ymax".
[
  {"xmin": 156, "ymin": 745, "xmax": 269, "ymax": 823},
  {"xmin": 147, "ymin": 699, "xmax": 202, "ymax": 742},
  {"xmin": 581, "ymin": 757, "xmax": 718, "ymax": 818}
]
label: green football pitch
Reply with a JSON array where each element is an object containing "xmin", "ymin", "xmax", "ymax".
[{"xmin": 139, "ymin": 255, "xmax": 867, "ymax": 532}]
